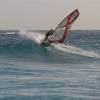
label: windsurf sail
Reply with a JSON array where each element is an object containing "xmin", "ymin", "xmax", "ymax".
[
  {"xmin": 55, "ymin": 9, "xmax": 80, "ymax": 31},
  {"xmin": 49, "ymin": 9, "xmax": 80, "ymax": 42}
]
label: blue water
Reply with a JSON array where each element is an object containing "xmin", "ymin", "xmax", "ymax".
[{"xmin": 0, "ymin": 30, "xmax": 100, "ymax": 100}]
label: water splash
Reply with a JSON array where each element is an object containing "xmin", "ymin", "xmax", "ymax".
[{"xmin": 19, "ymin": 30, "xmax": 45, "ymax": 44}]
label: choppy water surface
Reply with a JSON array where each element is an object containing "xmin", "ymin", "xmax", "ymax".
[{"xmin": 0, "ymin": 30, "xmax": 100, "ymax": 100}]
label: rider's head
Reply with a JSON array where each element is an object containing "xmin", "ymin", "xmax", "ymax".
[{"xmin": 49, "ymin": 29, "xmax": 54, "ymax": 34}]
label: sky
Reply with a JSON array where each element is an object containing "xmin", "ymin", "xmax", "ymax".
[{"xmin": 0, "ymin": 0, "xmax": 100, "ymax": 30}]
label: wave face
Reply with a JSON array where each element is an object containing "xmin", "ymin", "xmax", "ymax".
[
  {"xmin": 0, "ymin": 30, "xmax": 100, "ymax": 100},
  {"xmin": 0, "ymin": 30, "xmax": 100, "ymax": 60}
]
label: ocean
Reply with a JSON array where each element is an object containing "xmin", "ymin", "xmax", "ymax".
[{"xmin": 0, "ymin": 30, "xmax": 100, "ymax": 100}]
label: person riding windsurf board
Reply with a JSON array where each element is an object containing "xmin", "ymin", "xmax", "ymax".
[{"xmin": 41, "ymin": 9, "xmax": 80, "ymax": 47}]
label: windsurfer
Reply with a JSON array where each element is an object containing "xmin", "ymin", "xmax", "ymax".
[
  {"xmin": 41, "ymin": 9, "xmax": 79, "ymax": 47},
  {"xmin": 41, "ymin": 25, "xmax": 68, "ymax": 47}
]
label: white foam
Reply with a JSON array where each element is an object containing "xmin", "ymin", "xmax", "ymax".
[{"xmin": 49, "ymin": 43, "xmax": 100, "ymax": 58}]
